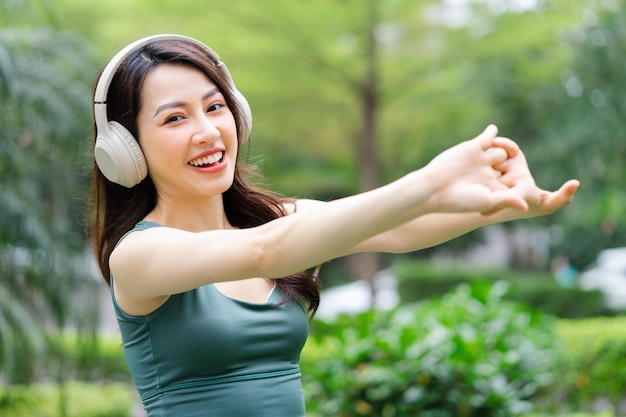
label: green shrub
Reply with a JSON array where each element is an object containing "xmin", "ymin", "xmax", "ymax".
[
  {"xmin": 523, "ymin": 413, "xmax": 612, "ymax": 417},
  {"xmin": 302, "ymin": 282, "xmax": 557, "ymax": 417},
  {"xmin": 0, "ymin": 331, "xmax": 130, "ymax": 385},
  {"xmin": 504, "ymin": 280, "xmax": 607, "ymax": 319},
  {"xmin": 0, "ymin": 381, "xmax": 135, "ymax": 417},
  {"xmin": 536, "ymin": 317, "xmax": 626, "ymax": 414},
  {"xmin": 394, "ymin": 259, "xmax": 609, "ymax": 318},
  {"xmin": 47, "ymin": 332, "xmax": 130, "ymax": 381}
]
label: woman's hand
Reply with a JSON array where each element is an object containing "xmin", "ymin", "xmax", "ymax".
[
  {"xmin": 491, "ymin": 134, "xmax": 579, "ymax": 220},
  {"xmin": 291, "ymin": 125, "xmax": 579, "ymax": 256},
  {"xmin": 421, "ymin": 125, "xmax": 529, "ymax": 216}
]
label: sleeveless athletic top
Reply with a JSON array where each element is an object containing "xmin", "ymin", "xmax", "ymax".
[{"xmin": 112, "ymin": 221, "xmax": 309, "ymax": 417}]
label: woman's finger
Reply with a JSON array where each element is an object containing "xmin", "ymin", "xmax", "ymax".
[
  {"xmin": 475, "ymin": 124, "xmax": 499, "ymax": 150},
  {"xmin": 538, "ymin": 180, "xmax": 580, "ymax": 213},
  {"xmin": 481, "ymin": 190, "xmax": 529, "ymax": 216},
  {"xmin": 484, "ymin": 147, "xmax": 509, "ymax": 166},
  {"xmin": 492, "ymin": 137, "xmax": 521, "ymax": 158}
]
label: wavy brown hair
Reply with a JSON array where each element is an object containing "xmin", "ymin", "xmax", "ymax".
[{"xmin": 86, "ymin": 38, "xmax": 319, "ymax": 315}]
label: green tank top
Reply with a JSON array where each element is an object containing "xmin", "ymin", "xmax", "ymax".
[{"xmin": 112, "ymin": 221, "xmax": 309, "ymax": 416}]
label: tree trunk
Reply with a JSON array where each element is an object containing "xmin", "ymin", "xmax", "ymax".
[{"xmin": 350, "ymin": 0, "xmax": 381, "ymax": 309}]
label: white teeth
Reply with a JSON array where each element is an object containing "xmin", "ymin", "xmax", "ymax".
[{"xmin": 189, "ymin": 151, "xmax": 223, "ymax": 167}]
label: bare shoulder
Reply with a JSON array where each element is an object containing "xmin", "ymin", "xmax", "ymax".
[
  {"xmin": 109, "ymin": 227, "xmax": 181, "ymax": 315},
  {"xmin": 108, "ymin": 224, "xmax": 266, "ymax": 305},
  {"xmin": 109, "ymin": 226, "xmax": 178, "ymax": 272}
]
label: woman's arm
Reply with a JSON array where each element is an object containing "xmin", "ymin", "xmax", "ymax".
[
  {"xmin": 109, "ymin": 126, "xmax": 536, "ymax": 301},
  {"xmin": 355, "ymin": 190, "xmax": 577, "ymax": 254},
  {"xmin": 294, "ymin": 188, "xmax": 576, "ymax": 255},
  {"xmin": 314, "ymin": 136, "xmax": 579, "ymax": 254}
]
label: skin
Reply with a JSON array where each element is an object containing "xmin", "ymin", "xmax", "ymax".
[
  {"xmin": 137, "ymin": 64, "xmax": 239, "ymax": 232},
  {"xmin": 110, "ymin": 64, "xmax": 580, "ymax": 316}
]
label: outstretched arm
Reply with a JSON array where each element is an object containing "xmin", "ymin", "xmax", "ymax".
[
  {"xmin": 111, "ymin": 125, "xmax": 531, "ymax": 300},
  {"xmin": 295, "ymin": 128, "xmax": 579, "ymax": 254},
  {"xmin": 354, "ymin": 180, "xmax": 577, "ymax": 254}
]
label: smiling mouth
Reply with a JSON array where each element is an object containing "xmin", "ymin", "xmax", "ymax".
[{"xmin": 188, "ymin": 151, "xmax": 224, "ymax": 168}]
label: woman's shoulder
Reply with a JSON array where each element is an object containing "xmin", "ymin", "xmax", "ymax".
[{"xmin": 113, "ymin": 220, "xmax": 162, "ymax": 249}]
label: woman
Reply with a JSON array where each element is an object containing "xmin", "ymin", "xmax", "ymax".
[{"xmin": 87, "ymin": 34, "xmax": 578, "ymax": 416}]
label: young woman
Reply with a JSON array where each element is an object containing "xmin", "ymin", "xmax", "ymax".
[{"xmin": 87, "ymin": 34, "xmax": 579, "ymax": 417}]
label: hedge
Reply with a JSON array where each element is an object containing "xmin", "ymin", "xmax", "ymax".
[
  {"xmin": 538, "ymin": 317, "xmax": 626, "ymax": 415},
  {"xmin": 393, "ymin": 259, "xmax": 610, "ymax": 318},
  {"xmin": 302, "ymin": 285, "xmax": 626, "ymax": 416},
  {"xmin": 302, "ymin": 282, "xmax": 557, "ymax": 417},
  {"xmin": 2, "ymin": 290, "xmax": 624, "ymax": 416},
  {"xmin": 0, "ymin": 381, "xmax": 135, "ymax": 417}
]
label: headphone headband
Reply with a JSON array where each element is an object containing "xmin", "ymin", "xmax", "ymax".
[
  {"xmin": 94, "ymin": 34, "xmax": 224, "ymax": 107},
  {"xmin": 93, "ymin": 34, "xmax": 251, "ymax": 187}
]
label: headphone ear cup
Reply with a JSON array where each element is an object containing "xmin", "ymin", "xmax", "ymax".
[{"xmin": 94, "ymin": 121, "xmax": 148, "ymax": 187}]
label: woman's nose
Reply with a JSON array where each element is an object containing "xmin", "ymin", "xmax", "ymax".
[{"xmin": 191, "ymin": 114, "xmax": 220, "ymax": 143}]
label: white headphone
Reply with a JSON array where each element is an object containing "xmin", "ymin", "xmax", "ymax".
[{"xmin": 93, "ymin": 34, "xmax": 252, "ymax": 188}]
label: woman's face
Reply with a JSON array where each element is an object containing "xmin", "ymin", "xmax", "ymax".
[{"xmin": 136, "ymin": 63, "xmax": 238, "ymax": 203}]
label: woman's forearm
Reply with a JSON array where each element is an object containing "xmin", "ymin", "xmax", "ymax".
[
  {"xmin": 353, "ymin": 179, "xmax": 579, "ymax": 255},
  {"xmin": 256, "ymin": 170, "xmax": 436, "ymax": 277},
  {"xmin": 355, "ymin": 212, "xmax": 505, "ymax": 254}
]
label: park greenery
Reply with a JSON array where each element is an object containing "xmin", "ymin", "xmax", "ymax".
[
  {"xmin": 1, "ymin": 286, "xmax": 625, "ymax": 416},
  {"xmin": 1, "ymin": 0, "xmax": 625, "ymax": 415},
  {"xmin": 303, "ymin": 283, "xmax": 559, "ymax": 417}
]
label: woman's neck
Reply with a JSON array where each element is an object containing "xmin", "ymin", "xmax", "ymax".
[{"xmin": 145, "ymin": 194, "xmax": 232, "ymax": 232}]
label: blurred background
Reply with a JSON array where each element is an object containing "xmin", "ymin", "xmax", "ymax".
[{"xmin": 1, "ymin": 0, "xmax": 625, "ymax": 416}]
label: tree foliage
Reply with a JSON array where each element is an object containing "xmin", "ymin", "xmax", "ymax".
[
  {"xmin": 0, "ymin": 2, "xmax": 98, "ymax": 383},
  {"xmin": 526, "ymin": 1, "xmax": 626, "ymax": 267},
  {"xmin": 538, "ymin": 2, "xmax": 626, "ymax": 218},
  {"xmin": 47, "ymin": 0, "xmax": 626, "ymax": 266}
]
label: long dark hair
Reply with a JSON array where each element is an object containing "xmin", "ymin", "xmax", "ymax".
[{"xmin": 86, "ymin": 38, "xmax": 319, "ymax": 315}]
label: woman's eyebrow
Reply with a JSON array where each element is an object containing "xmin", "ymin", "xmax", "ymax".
[
  {"xmin": 153, "ymin": 87, "xmax": 221, "ymax": 118},
  {"xmin": 202, "ymin": 87, "xmax": 220, "ymax": 101}
]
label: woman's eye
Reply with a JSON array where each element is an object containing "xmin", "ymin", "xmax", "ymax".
[
  {"xmin": 207, "ymin": 103, "xmax": 225, "ymax": 113},
  {"xmin": 165, "ymin": 115, "xmax": 184, "ymax": 124}
]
